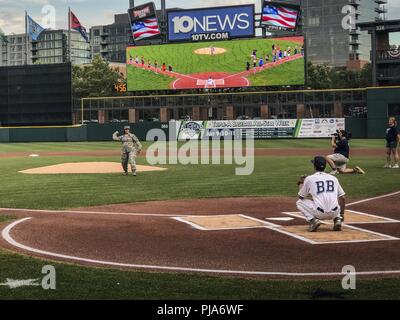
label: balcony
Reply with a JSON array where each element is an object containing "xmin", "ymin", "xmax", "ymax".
[
  {"xmin": 100, "ymin": 30, "xmax": 109, "ymax": 37},
  {"xmin": 348, "ymin": 0, "xmax": 360, "ymax": 6},
  {"xmin": 375, "ymin": 6, "xmax": 387, "ymax": 14},
  {"xmin": 349, "ymin": 38, "xmax": 360, "ymax": 46},
  {"xmin": 377, "ymin": 72, "xmax": 400, "ymax": 81},
  {"xmin": 349, "ymin": 29, "xmax": 361, "ymax": 36},
  {"xmin": 376, "ymin": 49, "xmax": 400, "ymax": 62}
]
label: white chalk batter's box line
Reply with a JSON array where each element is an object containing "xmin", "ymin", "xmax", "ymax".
[
  {"xmin": 281, "ymin": 211, "xmax": 400, "ymax": 244},
  {"xmin": 174, "ymin": 213, "xmax": 399, "ymax": 245},
  {"xmin": 283, "ymin": 210, "xmax": 400, "ymax": 225},
  {"xmin": 265, "ymin": 214, "xmax": 399, "ymax": 245},
  {"xmin": 268, "ymin": 225, "xmax": 398, "ymax": 245},
  {"xmin": 173, "ymin": 214, "xmax": 279, "ymax": 231}
]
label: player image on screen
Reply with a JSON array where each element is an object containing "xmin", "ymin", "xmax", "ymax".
[{"xmin": 126, "ymin": 36, "xmax": 305, "ymax": 91}]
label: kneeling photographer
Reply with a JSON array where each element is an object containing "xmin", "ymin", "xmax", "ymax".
[{"xmin": 326, "ymin": 130, "xmax": 365, "ymax": 175}]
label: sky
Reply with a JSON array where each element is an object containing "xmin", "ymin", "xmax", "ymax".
[{"xmin": 0, "ymin": 0, "xmax": 400, "ymax": 41}]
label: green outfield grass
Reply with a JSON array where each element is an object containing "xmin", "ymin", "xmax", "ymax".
[
  {"xmin": 0, "ymin": 156, "xmax": 397, "ymax": 210},
  {"xmin": 126, "ymin": 66, "xmax": 174, "ymax": 91},
  {"xmin": 0, "ymin": 140, "xmax": 398, "ymax": 300},
  {"xmin": 127, "ymin": 38, "xmax": 304, "ymax": 90},
  {"xmin": 247, "ymin": 57, "xmax": 305, "ymax": 86}
]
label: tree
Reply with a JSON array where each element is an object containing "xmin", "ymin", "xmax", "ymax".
[
  {"xmin": 306, "ymin": 61, "xmax": 372, "ymax": 89},
  {"xmin": 72, "ymin": 55, "xmax": 125, "ymax": 99},
  {"xmin": 306, "ymin": 62, "xmax": 332, "ymax": 89},
  {"xmin": 359, "ymin": 63, "xmax": 373, "ymax": 87}
]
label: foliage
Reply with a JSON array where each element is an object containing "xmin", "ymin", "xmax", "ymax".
[
  {"xmin": 307, "ymin": 61, "xmax": 372, "ymax": 89},
  {"xmin": 72, "ymin": 55, "xmax": 125, "ymax": 98}
]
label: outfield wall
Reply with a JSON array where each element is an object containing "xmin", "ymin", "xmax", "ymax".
[
  {"xmin": 0, "ymin": 119, "xmax": 368, "ymax": 142},
  {"xmin": 0, "ymin": 123, "xmax": 169, "ymax": 143},
  {"xmin": 366, "ymin": 87, "xmax": 400, "ymax": 138}
]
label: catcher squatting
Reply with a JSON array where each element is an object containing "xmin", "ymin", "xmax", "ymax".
[
  {"xmin": 296, "ymin": 156, "xmax": 346, "ymax": 232},
  {"xmin": 113, "ymin": 126, "xmax": 142, "ymax": 176}
]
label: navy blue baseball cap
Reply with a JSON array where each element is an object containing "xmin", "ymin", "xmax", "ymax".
[{"xmin": 311, "ymin": 156, "xmax": 327, "ymax": 171}]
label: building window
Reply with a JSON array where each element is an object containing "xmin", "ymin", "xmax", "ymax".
[{"xmin": 308, "ymin": 17, "xmax": 320, "ymax": 27}]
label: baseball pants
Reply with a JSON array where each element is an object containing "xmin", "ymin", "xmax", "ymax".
[
  {"xmin": 121, "ymin": 151, "xmax": 137, "ymax": 173},
  {"xmin": 296, "ymin": 199, "xmax": 341, "ymax": 222}
]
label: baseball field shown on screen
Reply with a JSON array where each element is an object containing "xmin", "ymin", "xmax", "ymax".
[{"xmin": 126, "ymin": 37, "xmax": 305, "ymax": 91}]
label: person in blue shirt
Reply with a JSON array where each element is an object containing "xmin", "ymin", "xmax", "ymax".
[
  {"xmin": 326, "ymin": 130, "xmax": 365, "ymax": 175},
  {"xmin": 385, "ymin": 117, "xmax": 400, "ymax": 169}
]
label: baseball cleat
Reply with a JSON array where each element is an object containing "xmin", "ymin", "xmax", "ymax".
[
  {"xmin": 333, "ymin": 217, "xmax": 343, "ymax": 232},
  {"xmin": 392, "ymin": 164, "xmax": 399, "ymax": 169},
  {"xmin": 330, "ymin": 170, "xmax": 339, "ymax": 175},
  {"xmin": 354, "ymin": 166, "xmax": 365, "ymax": 174},
  {"xmin": 384, "ymin": 164, "xmax": 392, "ymax": 168},
  {"xmin": 122, "ymin": 172, "xmax": 128, "ymax": 176},
  {"xmin": 308, "ymin": 219, "xmax": 321, "ymax": 232},
  {"xmin": 132, "ymin": 171, "xmax": 137, "ymax": 176}
]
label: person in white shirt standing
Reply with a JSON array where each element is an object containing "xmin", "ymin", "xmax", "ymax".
[
  {"xmin": 296, "ymin": 156, "xmax": 346, "ymax": 232},
  {"xmin": 205, "ymin": 76, "xmax": 216, "ymax": 89}
]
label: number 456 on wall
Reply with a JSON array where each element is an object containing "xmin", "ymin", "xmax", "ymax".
[{"xmin": 114, "ymin": 83, "xmax": 127, "ymax": 93}]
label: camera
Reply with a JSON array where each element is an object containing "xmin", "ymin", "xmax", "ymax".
[
  {"xmin": 331, "ymin": 130, "xmax": 340, "ymax": 138},
  {"xmin": 331, "ymin": 130, "xmax": 352, "ymax": 140}
]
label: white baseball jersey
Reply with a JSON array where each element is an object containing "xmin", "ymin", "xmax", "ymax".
[
  {"xmin": 206, "ymin": 79, "xmax": 215, "ymax": 87},
  {"xmin": 298, "ymin": 172, "xmax": 345, "ymax": 213}
]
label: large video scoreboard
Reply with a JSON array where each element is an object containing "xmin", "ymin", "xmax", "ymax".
[{"xmin": 0, "ymin": 63, "xmax": 72, "ymax": 127}]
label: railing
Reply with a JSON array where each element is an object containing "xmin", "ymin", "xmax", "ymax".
[
  {"xmin": 376, "ymin": 49, "xmax": 400, "ymax": 61},
  {"xmin": 377, "ymin": 69, "xmax": 400, "ymax": 79}
]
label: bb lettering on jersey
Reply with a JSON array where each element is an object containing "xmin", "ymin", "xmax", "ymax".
[
  {"xmin": 299, "ymin": 172, "xmax": 345, "ymax": 213},
  {"xmin": 316, "ymin": 180, "xmax": 335, "ymax": 194}
]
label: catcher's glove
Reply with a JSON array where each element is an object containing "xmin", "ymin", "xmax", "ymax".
[{"xmin": 297, "ymin": 175, "xmax": 308, "ymax": 186}]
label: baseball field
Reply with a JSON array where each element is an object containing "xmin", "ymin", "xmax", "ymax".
[
  {"xmin": 126, "ymin": 37, "xmax": 305, "ymax": 91},
  {"xmin": 0, "ymin": 139, "xmax": 399, "ymax": 300}
]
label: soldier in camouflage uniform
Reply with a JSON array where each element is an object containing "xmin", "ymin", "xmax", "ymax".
[{"xmin": 113, "ymin": 126, "xmax": 143, "ymax": 176}]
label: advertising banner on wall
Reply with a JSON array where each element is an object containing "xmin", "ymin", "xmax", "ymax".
[
  {"xmin": 175, "ymin": 119, "xmax": 345, "ymax": 140},
  {"xmin": 167, "ymin": 5, "xmax": 255, "ymax": 42}
]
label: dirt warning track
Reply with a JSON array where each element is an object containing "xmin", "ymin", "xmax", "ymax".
[
  {"xmin": 1, "ymin": 193, "xmax": 399, "ymax": 279},
  {"xmin": 0, "ymin": 148, "xmax": 386, "ymax": 159}
]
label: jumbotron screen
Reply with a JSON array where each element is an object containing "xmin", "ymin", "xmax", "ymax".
[{"xmin": 126, "ymin": 36, "xmax": 305, "ymax": 91}]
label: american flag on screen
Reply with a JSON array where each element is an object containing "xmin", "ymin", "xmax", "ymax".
[
  {"xmin": 262, "ymin": 5, "xmax": 299, "ymax": 30},
  {"xmin": 132, "ymin": 18, "xmax": 160, "ymax": 41}
]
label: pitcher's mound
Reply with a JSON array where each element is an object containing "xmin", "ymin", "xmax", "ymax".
[
  {"xmin": 194, "ymin": 47, "xmax": 226, "ymax": 55},
  {"xmin": 20, "ymin": 162, "xmax": 167, "ymax": 174}
]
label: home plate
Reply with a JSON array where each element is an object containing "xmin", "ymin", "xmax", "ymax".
[
  {"xmin": 266, "ymin": 217, "xmax": 294, "ymax": 222},
  {"xmin": 196, "ymin": 79, "xmax": 225, "ymax": 86}
]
